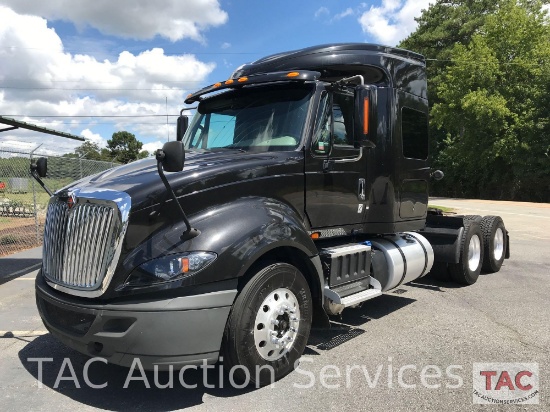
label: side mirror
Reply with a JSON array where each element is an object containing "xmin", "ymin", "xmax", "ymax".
[
  {"xmin": 431, "ymin": 170, "xmax": 444, "ymax": 181},
  {"xmin": 354, "ymin": 85, "xmax": 377, "ymax": 149},
  {"xmin": 176, "ymin": 110, "xmax": 189, "ymax": 142},
  {"xmin": 36, "ymin": 157, "xmax": 48, "ymax": 177},
  {"xmin": 29, "ymin": 157, "xmax": 52, "ymax": 196},
  {"xmin": 155, "ymin": 140, "xmax": 199, "ymax": 240},
  {"xmin": 156, "ymin": 141, "xmax": 185, "ymax": 172}
]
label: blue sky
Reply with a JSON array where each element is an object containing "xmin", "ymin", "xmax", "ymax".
[{"xmin": 0, "ymin": 0, "xmax": 432, "ymax": 157}]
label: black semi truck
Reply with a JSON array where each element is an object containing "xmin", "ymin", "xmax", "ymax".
[{"xmin": 32, "ymin": 44, "xmax": 509, "ymax": 385}]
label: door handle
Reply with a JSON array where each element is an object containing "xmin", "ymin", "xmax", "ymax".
[
  {"xmin": 358, "ymin": 178, "xmax": 365, "ymax": 201},
  {"xmin": 332, "ymin": 147, "xmax": 363, "ymax": 164}
]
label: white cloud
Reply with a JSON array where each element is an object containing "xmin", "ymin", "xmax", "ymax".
[
  {"xmin": 0, "ymin": 6, "xmax": 217, "ymax": 154},
  {"xmin": 358, "ymin": 0, "xmax": 432, "ymax": 46},
  {"xmin": 142, "ymin": 141, "xmax": 164, "ymax": 154},
  {"xmin": 314, "ymin": 7, "xmax": 330, "ymax": 19},
  {"xmin": 0, "ymin": 135, "xmax": 82, "ymax": 156},
  {"xmin": 334, "ymin": 8, "xmax": 354, "ymax": 20},
  {"xmin": 81, "ymin": 128, "xmax": 106, "ymax": 148},
  {"xmin": 1, "ymin": 0, "xmax": 228, "ymax": 42},
  {"xmin": 221, "ymin": 42, "xmax": 231, "ymax": 49}
]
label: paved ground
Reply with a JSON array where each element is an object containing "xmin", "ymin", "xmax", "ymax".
[{"xmin": 1, "ymin": 198, "xmax": 549, "ymax": 411}]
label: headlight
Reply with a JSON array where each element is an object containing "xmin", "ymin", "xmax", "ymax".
[{"xmin": 121, "ymin": 251, "xmax": 217, "ymax": 288}]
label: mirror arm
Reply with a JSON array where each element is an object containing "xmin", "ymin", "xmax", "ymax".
[
  {"xmin": 155, "ymin": 150, "xmax": 200, "ymax": 241},
  {"xmin": 29, "ymin": 165, "xmax": 53, "ymax": 196}
]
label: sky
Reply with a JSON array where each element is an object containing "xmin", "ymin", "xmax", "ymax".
[{"xmin": 0, "ymin": 0, "xmax": 434, "ymax": 158}]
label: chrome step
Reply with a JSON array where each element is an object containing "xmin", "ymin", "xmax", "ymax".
[
  {"xmin": 340, "ymin": 288, "xmax": 382, "ymax": 307},
  {"xmin": 324, "ymin": 278, "xmax": 383, "ymax": 308}
]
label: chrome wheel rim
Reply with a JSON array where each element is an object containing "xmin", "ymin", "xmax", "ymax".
[
  {"xmin": 468, "ymin": 234, "xmax": 482, "ymax": 272},
  {"xmin": 493, "ymin": 227, "xmax": 504, "ymax": 261},
  {"xmin": 253, "ymin": 288, "xmax": 300, "ymax": 361}
]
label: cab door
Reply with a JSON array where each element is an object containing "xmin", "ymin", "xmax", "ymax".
[{"xmin": 305, "ymin": 90, "xmax": 367, "ymax": 228}]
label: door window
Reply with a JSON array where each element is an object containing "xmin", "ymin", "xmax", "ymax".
[
  {"xmin": 332, "ymin": 92, "xmax": 355, "ymax": 147},
  {"xmin": 311, "ymin": 90, "xmax": 357, "ymax": 156},
  {"xmin": 311, "ymin": 92, "xmax": 331, "ymax": 154}
]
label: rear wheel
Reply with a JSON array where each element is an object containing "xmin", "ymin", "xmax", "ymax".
[
  {"xmin": 480, "ymin": 216, "xmax": 507, "ymax": 273},
  {"xmin": 449, "ymin": 220, "xmax": 484, "ymax": 285},
  {"xmin": 221, "ymin": 262, "xmax": 312, "ymax": 387}
]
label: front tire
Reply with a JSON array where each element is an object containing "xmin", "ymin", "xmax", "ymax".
[
  {"xmin": 222, "ymin": 262, "xmax": 312, "ymax": 386},
  {"xmin": 449, "ymin": 220, "xmax": 484, "ymax": 285}
]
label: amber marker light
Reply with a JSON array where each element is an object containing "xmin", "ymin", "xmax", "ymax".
[
  {"xmin": 238, "ymin": 77, "xmax": 248, "ymax": 82},
  {"xmin": 363, "ymin": 98, "xmax": 370, "ymax": 135},
  {"xmin": 181, "ymin": 258, "xmax": 190, "ymax": 273},
  {"xmin": 214, "ymin": 82, "xmax": 222, "ymax": 88},
  {"xmin": 287, "ymin": 72, "xmax": 300, "ymax": 78},
  {"xmin": 310, "ymin": 232, "xmax": 321, "ymax": 240},
  {"xmin": 225, "ymin": 79, "xmax": 234, "ymax": 85}
]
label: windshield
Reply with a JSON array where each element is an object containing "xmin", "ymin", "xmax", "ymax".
[{"xmin": 183, "ymin": 84, "xmax": 313, "ymax": 152}]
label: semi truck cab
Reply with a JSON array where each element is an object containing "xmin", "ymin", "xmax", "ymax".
[{"xmin": 33, "ymin": 44, "xmax": 509, "ymax": 386}]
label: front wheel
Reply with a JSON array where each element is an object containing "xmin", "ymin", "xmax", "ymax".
[{"xmin": 221, "ymin": 262, "xmax": 312, "ymax": 386}]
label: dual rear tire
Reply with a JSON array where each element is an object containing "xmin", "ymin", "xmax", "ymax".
[
  {"xmin": 449, "ymin": 220, "xmax": 483, "ymax": 285},
  {"xmin": 480, "ymin": 215, "xmax": 507, "ymax": 273},
  {"xmin": 432, "ymin": 215, "xmax": 507, "ymax": 285}
]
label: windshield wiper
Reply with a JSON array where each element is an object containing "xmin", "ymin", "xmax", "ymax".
[{"xmin": 209, "ymin": 146, "xmax": 247, "ymax": 153}]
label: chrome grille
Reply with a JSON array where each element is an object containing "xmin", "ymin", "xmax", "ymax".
[
  {"xmin": 42, "ymin": 188, "xmax": 131, "ymax": 297},
  {"xmin": 43, "ymin": 200, "xmax": 117, "ymax": 289}
]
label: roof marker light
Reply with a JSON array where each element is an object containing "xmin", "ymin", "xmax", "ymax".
[
  {"xmin": 225, "ymin": 79, "xmax": 234, "ymax": 85},
  {"xmin": 214, "ymin": 82, "xmax": 222, "ymax": 88},
  {"xmin": 238, "ymin": 77, "xmax": 248, "ymax": 83},
  {"xmin": 287, "ymin": 72, "xmax": 300, "ymax": 78}
]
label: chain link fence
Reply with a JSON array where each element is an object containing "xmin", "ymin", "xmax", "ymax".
[{"xmin": 0, "ymin": 149, "xmax": 117, "ymax": 256}]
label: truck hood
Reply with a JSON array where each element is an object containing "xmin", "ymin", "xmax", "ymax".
[{"xmin": 61, "ymin": 149, "xmax": 295, "ymax": 213}]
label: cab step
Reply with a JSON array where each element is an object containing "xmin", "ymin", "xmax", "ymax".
[
  {"xmin": 340, "ymin": 288, "xmax": 382, "ymax": 306},
  {"xmin": 323, "ymin": 277, "xmax": 383, "ymax": 314}
]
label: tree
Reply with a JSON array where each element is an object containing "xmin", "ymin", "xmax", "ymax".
[
  {"xmin": 399, "ymin": 0, "xmax": 550, "ymax": 202},
  {"xmin": 400, "ymin": 0, "xmax": 548, "ymax": 106},
  {"xmin": 107, "ymin": 131, "xmax": 149, "ymax": 164},
  {"xmin": 399, "ymin": 0, "xmax": 501, "ymax": 176},
  {"xmin": 74, "ymin": 141, "xmax": 102, "ymax": 160},
  {"xmin": 430, "ymin": 0, "xmax": 550, "ymax": 201}
]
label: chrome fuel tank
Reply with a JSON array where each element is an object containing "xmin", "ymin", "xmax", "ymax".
[{"xmin": 370, "ymin": 232, "xmax": 434, "ymax": 292}]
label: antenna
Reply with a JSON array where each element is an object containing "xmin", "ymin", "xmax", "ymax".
[{"xmin": 166, "ymin": 96, "xmax": 169, "ymax": 142}]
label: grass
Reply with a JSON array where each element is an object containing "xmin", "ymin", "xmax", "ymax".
[
  {"xmin": 0, "ymin": 234, "xmax": 17, "ymax": 245},
  {"xmin": 428, "ymin": 204, "xmax": 455, "ymax": 213},
  {"xmin": 2, "ymin": 191, "xmax": 50, "ymax": 208}
]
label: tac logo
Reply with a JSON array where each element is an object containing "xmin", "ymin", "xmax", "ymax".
[{"xmin": 473, "ymin": 363, "xmax": 539, "ymax": 404}]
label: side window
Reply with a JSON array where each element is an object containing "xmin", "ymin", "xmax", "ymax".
[
  {"xmin": 311, "ymin": 92, "xmax": 331, "ymax": 155},
  {"xmin": 402, "ymin": 107, "xmax": 428, "ymax": 160},
  {"xmin": 188, "ymin": 114, "xmax": 207, "ymax": 149}
]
